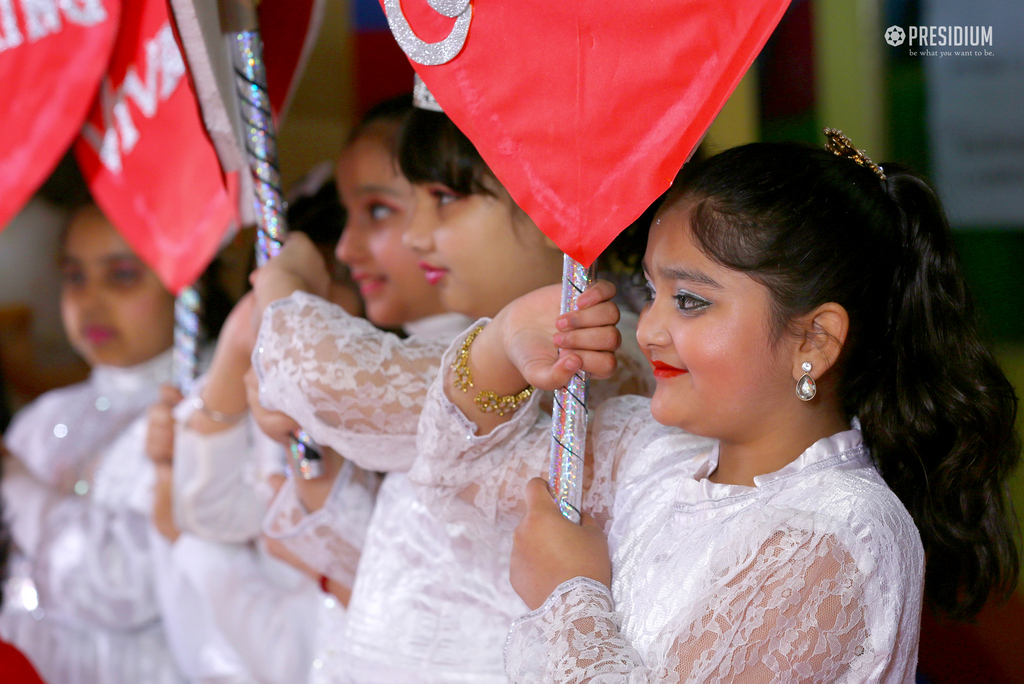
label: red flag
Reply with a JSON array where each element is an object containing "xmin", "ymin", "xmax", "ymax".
[
  {"xmin": 74, "ymin": 0, "xmax": 237, "ymax": 295},
  {"xmin": 386, "ymin": 0, "xmax": 791, "ymax": 267},
  {"xmin": 259, "ymin": 0, "xmax": 324, "ymax": 123},
  {"xmin": 0, "ymin": 0, "xmax": 120, "ymax": 231}
]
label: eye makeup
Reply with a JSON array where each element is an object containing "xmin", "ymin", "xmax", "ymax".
[{"xmin": 674, "ymin": 289, "xmax": 711, "ymax": 314}]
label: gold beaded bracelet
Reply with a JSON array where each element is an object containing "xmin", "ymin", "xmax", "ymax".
[{"xmin": 452, "ymin": 325, "xmax": 536, "ymax": 416}]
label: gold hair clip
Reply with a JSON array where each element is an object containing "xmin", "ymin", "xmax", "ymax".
[{"xmin": 823, "ymin": 128, "xmax": 886, "ymax": 181}]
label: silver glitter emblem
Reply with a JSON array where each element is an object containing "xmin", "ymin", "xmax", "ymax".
[{"xmin": 383, "ymin": 0, "xmax": 472, "ymax": 66}]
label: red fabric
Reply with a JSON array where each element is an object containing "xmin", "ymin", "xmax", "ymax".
[
  {"xmin": 0, "ymin": 0, "xmax": 120, "ymax": 231},
  {"xmin": 385, "ymin": 0, "xmax": 791, "ymax": 266},
  {"xmin": 259, "ymin": 0, "xmax": 320, "ymax": 122},
  {"xmin": 0, "ymin": 639, "xmax": 45, "ymax": 683},
  {"xmin": 355, "ymin": 31, "xmax": 415, "ymax": 117},
  {"xmin": 74, "ymin": 0, "xmax": 237, "ymax": 295}
]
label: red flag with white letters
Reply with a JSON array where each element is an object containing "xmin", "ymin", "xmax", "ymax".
[
  {"xmin": 74, "ymin": 0, "xmax": 237, "ymax": 295},
  {"xmin": 0, "ymin": 0, "xmax": 120, "ymax": 231}
]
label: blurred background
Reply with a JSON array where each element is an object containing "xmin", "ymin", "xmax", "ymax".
[{"xmin": 0, "ymin": 0, "xmax": 1021, "ymax": 680}]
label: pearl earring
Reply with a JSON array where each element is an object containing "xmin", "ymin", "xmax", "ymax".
[{"xmin": 796, "ymin": 361, "xmax": 816, "ymax": 401}]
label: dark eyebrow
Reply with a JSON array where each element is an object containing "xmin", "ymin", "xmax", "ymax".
[
  {"xmin": 101, "ymin": 252, "xmax": 141, "ymax": 265},
  {"xmin": 357, "ymin": 184, "xmax": 407, "ymax": 197},
  {"xmin": 642, "ymin": 259, "xmax": 721, "ymax": 288},
  {"xmin": 661, "ymin": 266, "xmax": 721, "ymax": 288}
]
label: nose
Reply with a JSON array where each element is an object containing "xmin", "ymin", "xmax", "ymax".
[
  {"xmin": 65, "ymin": 276, "xmax": 104, "ymax": 324},
  {"xmin": 635, "ymin": 299, "xmax": 672, "ymax": 351},
  {"xmin": 334, "ymin": 221, "xmax": 364, "ymax": 267},
  {"xmin": 401, "ymin": 189, "xmax": 435, "ymax": 254}
]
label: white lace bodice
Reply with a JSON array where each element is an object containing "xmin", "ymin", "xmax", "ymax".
[
  {"xmin": 0, "ymin": 350, "xmax": 184, "ymax": 684},
  {"xmin": 503, "ymin": 396, "xmax": 925, "ymax": 683}
]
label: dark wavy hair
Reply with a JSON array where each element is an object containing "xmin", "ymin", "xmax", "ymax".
[{"xmin": 665, "ymin": 141, "xmax": 1020, "ymax": 620}]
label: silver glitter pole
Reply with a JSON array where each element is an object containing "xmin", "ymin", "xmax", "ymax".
[
  {"xmin": 548, "ymin": 255, "xmax": 594, "ymax": 524},
  {"xmin": 381, "ymin": 1, "xmax": 592, "ymax": 523},
  {"xmin": 230, "ymin": 30, "xmax": 286, "ymax": 266},
  {"xmin": 173, "ymin": 285, "xmax": 202, "ymax": 395},
  {"xmin": 229, "ymin": 27, "xmax": 323, "ymax": 479}
]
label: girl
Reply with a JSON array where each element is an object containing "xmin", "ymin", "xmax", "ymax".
[
  {"xmin": 152, "ymin": 95, "xmax": 466, "ymax": 683},
  {"xmin": 0, "ymin": 203, "xmax": 183, "ymax": 683},
  {"xmin": 420, "ymin": 135, "xmax": 1020, "ymax": 682},
  {"xmin": 145, "ymin": 170, "xmax": 363, "ymax": 683},
  {"xmin": 249, "ymin": 95, "xmax": 652, "ymax": 681}
]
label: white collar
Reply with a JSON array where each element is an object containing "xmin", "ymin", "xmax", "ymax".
[
  {"xmin": 402, "ymin": 313, "xmax": 475, "ymax": 341},
  {"xmin": 90, "ymin": 348, "xmax": 174, "ymax": 400}
]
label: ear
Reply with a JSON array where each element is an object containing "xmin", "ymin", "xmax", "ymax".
[{"xmin": 791, "ymin": 302, "xmax": 849, "ymax": 381}]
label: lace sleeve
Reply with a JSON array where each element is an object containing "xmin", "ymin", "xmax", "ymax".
[
  {"xmin": 262, "ymin": 461, "xmax": 381, "ymax": 588},
  {"xmin": 408, "ymin": 322, "xmax": 654, "ymax": 545},
  {"xmin": 252, "ymin": 291, "xmax": 453, "ymax": 473},
  {"xmin": 506, "ymin": 530, "xmax": 873, "ymax": 683},
  {"xmin": 172, "ymin": 416, "xmax": 275, "ymax": 544}
]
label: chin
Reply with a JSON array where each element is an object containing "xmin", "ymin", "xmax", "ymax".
[
  {"xmin": 366, "ymin": 302, "xmax": 400, "ymax": 330},
  {"xmin": 648, "ymin": 393, "xmax": 679, "ymax": 427},
  {"xmin": 86, "ymin": 350, "xmax": 131, "ymax": 367}
]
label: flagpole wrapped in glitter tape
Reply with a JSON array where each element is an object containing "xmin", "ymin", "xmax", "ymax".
[
  {"xmin": 548, "ymin": 255, "xmax": 594, "ymax": 524},
  {"xmin": 230, "ymin": 30, "xmax": 286, "ymax": 266},
  {"xmin": 173, "ymin": 285, "xmax": 202, "ymax": 395},
  {"xmin": 384, "ymin": 0, "xmax": 592, "ymax": 524},
  {"xmin": 228, "ymin": 25, "xmax": 323, "ymax": 479}
]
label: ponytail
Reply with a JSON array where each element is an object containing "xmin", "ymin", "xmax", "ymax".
[
  {"xmin": 669, "ymin": 144, "xmax": 1021, "ymax": 620},
  {"xmin": 851, "ymin": 167, "xmax": 1020, "ymax": 619}
]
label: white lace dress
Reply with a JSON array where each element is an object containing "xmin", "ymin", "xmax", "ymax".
[
  {"xmin": 253, "ymin": 293, "xmax": 652, "ymax": 681},
  {"xmin": 0, "ymin": 350, "xmax": 184, "ymax": 684},
  {"xmin": 441, "ymin": 393, "xmax": 922, "ymax": 683}
]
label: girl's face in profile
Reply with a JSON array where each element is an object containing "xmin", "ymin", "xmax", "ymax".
[
  {"xmin": 401, "ymin": 180, "xmax": 563, "ymax": 319},
  {"xmin": 59, "ymin": 206, "xmax": 175, "ymax": 368},
  {"xmin": 637, "ymin": 203, "xmax": 798, "ymax": 445},
  {"xmin": 335, "ymin": 126, "xmax": 445, "ymax": 328}
]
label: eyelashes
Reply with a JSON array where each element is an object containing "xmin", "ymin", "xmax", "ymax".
[
  {"xmin": 674, "ymin": 291, "xmax": 711, "ymax": 313},
  {"xmin": 643, "ymin": 281, "xmax": 711, "ymax": 314}
]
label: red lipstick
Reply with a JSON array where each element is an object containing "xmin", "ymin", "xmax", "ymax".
[
  {"xmin": 352, "ymin": 271, "xmax": 386, "ymax": 297},
  {"xmin": 83, "ymin": 325, "xmax": 116, "ymax": 346},
  {"xmin": 651, "ymin": 360, "xmax": 687, "ymax": 378},
  {"xmin": 418, "ymin": 261, "xmax": 448, "ymax": 286}
]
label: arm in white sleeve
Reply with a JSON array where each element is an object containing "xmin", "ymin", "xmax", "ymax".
[
  {"xmin": 251, "ymin": 291, "xmax": 454, "ymax": 473},
  {"xmin": 262, "ymin": 461, "xmax": 381, "ymax": 588},
  {"xmin": 407, "ymin": 320, "xmax": 654, "ymax": 544},
  {"xmin": 172, "ymin": 409, "xmax": 276, "ymax": 544},
  {"xmin": 505, "ymin": 531, "xmax": 872, "ymax": 683}
]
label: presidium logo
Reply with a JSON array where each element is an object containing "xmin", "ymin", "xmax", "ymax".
[
  {"xmin": 885, "ymin": 26, "xmax": 906, "ymax": 46},
  {"xmin": 884, "ymin": 24, "xmax": 993, "ymax": 56}
]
